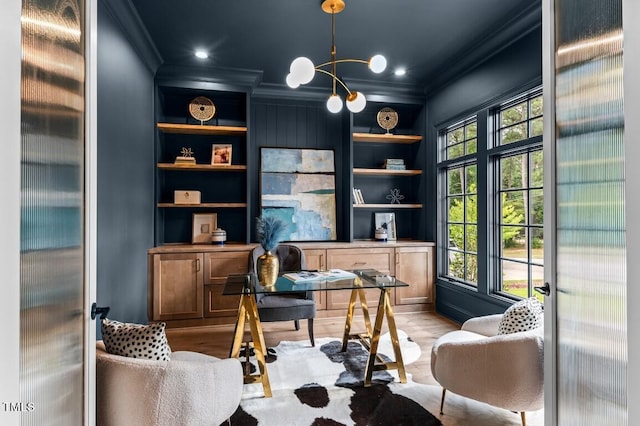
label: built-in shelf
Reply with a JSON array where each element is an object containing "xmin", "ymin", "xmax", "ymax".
[
  {"xmin": 157, "ymin": 122, "xmax": 247, "ymax": 136},
  {"xmin": 352, "ymin": 133, "xmax": 422, "ymax": 144},
  {"xmin": 157, "ymin": 202, "xmax": 248, "ymax": 208},
  {"xmin": 353, "ymin": 168, "xmax": 422, "ymax": 176},
  {"xmin": 353, "ymin": 203, "xmax": 423, "ymax": 209},
  {"xmin": 157, "ymin": 163, "xmax": 247, "ymax": 171}
]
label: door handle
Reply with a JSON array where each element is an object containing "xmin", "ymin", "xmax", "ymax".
[
  {"xmin": 91, "ymin": 303, "xmax": 110, "ymax": 320},
  {"xmin": 534, "ymin": 282, "xmax": 551, "ymax": 296}
]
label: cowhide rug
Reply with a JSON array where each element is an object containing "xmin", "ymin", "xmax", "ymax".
[{"xmin": 223, "ymin": 332, "xmax": 441, "ymax": 426}]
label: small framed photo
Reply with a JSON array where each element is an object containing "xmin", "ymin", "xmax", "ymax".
[
  {"xmin": 211, "ymin": 144, "xmax": 232, "ymax": 166},
  {"xmin": 192, "ymin": 213, "xmax": 217, "ymax": 244},
  {"xmin": 374, "ymin": 212, "xmax": 397, "ymax": 241}
]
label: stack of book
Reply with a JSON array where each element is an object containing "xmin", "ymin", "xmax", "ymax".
[
  {"xmin": 174, "ymin": 156, "xmax": 196, "ymax": 165},
  {"xmin": 383, "ymin": 158, "xmax": 406, "ymax": 170},
  {"xmin": 352, "ymin": 188, "xmax": 365, "ymax": 204}
]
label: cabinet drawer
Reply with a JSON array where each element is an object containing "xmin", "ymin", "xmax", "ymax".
[
  {"xmin": 326, "ymin": 287, "xmax": 387, "ymax": 311},
  {"xmin": 204, "ymin": 285, "xmax": 241, "ymax": 318},
  {"xmin": 203, "ymin": 251, "xmax": 249, "ymax": 285},
  {"xmin": 326, "ymin": 248, "xmax": 394, "ymax": 274}
]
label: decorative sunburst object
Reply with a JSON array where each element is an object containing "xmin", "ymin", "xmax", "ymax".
[
  {"xmin": 188, "ymin": 96, "xmax": 216, "ymax": 124},
  {"xmin": 386, "ymin": 188, "xmax": 405, "ymax": 204},
  {"xmin": 180, "ymin": 147, "xmax": 194, "ymax": 158},
  {"xmin": 377, "ymin": 107, "xmax": 399, "ymax": 134}
]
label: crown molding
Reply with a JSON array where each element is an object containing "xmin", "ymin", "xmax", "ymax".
[
  {"xmin": 253, "ymin": 80, "xmax": 425, "ymax": 105},
  {"xmin": 155, "ymin": 64, "xmax": 263, "ymax": 92},
  {"xmin": 424, "ymin": 1, "xmax": 542, "ymax": 94},
  {"xmin": 99, "ymin": 0, "xmax": 162, "ymax": 73}
]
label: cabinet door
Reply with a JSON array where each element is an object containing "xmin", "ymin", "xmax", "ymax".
[
  {"xmin": 325, "ymin": 248, "xmax": 394, "ymax": 310},
  {"xmin": 303, "ymin": 249, "xmax": 326, "ymax": 310},
  {"xmin": 151, "ymin": 253, "xmax": 203, "ymax": 320},
  {"xmin": 394, "ymin": 246, "xmax": 434, "ymax": 305},
  {"xmin": 203, "ymin": 251, "xmax": 249, "ymax": 317},
  {"xmin": 204, "ymin": 285, "xmax": 241, "ymax": 318}
]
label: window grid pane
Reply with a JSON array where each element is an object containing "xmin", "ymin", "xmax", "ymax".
[
  {"xmin": 444, "ymin": 118, "xmax": 478, "ymax": 160},
  {"xmin": 444, "ymin": 154, "xmax": 478, "ymax": 287},
  {"xmin": 498, "ymin": 91, "xmax": 543, "ymax": 146},
  {"xmin": 497, "ymin": 149, "xmax": 544, "ymax": 299}
]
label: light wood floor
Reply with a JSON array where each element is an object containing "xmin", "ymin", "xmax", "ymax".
[{"xmin": 165, "ymin": 311, "xmax": 460, "ymax": 386}]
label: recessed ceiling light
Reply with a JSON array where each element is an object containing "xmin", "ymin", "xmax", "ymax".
[
  {"xmin": 195, "ymin": 50, "xmax": 208, "ymax": 59},
  {"xmin": 394, "ymin": 68, "xmax": 407, "ymax": 76}
]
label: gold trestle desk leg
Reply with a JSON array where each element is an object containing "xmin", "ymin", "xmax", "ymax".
[
  {"xmin": 230, "ymin": 296, "xmax": 247, "ymax": 358},
  {"xmin": 385, "ymin": 289, "xmax": 407, "ymax": 383},
  {"xmin": 229, "ymin": 293, "xmax": 272, "ymax": 398},
  {"xmin": 342, "ymin": 288, "xmax": 359, "ymax": 351},
  {"xmin": 246, "ymin": 295, "xmax": 272, "ymax": 397},
  {"xmin": 364, "ymin": 288, "xmax": 388, "ymax": 386},
  {"xmin": 357, "ymin": 288, "xmax": 373, "ymax": 337}
]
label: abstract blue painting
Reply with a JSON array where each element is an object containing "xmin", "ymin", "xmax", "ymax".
[{"xmin": 260, "ymin": 148, "xmax": 337, "ymax": 241}]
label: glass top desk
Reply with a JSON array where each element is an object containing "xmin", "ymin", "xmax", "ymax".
[{"xmin": 223, "ymin": 269, "xmax": 410, "ymax": 397}]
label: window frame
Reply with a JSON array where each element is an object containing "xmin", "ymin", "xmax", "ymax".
[
  {"xmin": 436, "ymin": 86, "xmax": 543, "ymax": 302},
  {"xmin": 439, "ymin": 117, "xmax": 479, "ymax": 288},
  {"xmin": 489, "ymin": 88, "xmax": 544, "ymax": 300}
]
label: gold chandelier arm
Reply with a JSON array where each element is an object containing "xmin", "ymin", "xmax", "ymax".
[
  {"xmin": 315, "ymin": 58, "xmax": 370, "ymax": 68},
  {"xmin": 314, "ymin": 68, "xmax": 352, "ymax": 94}
]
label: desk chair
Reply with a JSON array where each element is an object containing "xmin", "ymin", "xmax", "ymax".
[{"xmin": 249, "ymin": 244, "xmax": 316, "ymax": 346}]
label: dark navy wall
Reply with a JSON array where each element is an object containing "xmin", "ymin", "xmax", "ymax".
[
  {"xmin": 96, "ymin": 0, "xmax": 155, "ymax": 335},
  {"xmin": 249, "ymin": 98, "xmax": 350, "ymax": 241},
  {"xmin": 425, "ymin": 27, "xmax": 543, "ymax": 324}
]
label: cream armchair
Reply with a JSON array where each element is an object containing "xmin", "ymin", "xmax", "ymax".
[
  {"xmin": 96, "ymin": 342, "xmax": 243, "ymax": 426},
  {"xmin": 430, "ymin": 313, "xmax": 544, "ymax": 426}
]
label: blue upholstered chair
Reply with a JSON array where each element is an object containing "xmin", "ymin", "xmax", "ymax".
[{"xmin": 248, "ymin": 244, "xmax": 316, "ymax": 346}]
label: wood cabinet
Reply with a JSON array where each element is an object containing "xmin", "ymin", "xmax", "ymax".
[
  {"xmin": 148, "ymin": 241, "xmax": 434, "ymax": 327},
  {"xmin": 303, "ymin": 249, "xmax": 327, "ymax": 310},
  {"xmin": 150, "ymin": 252, "xmax": 203, "ymax": 321},
  {"xmin": 324, "ymin": 247, "xmax": 394, "ymax": 310},
  {"xmin": 394, "ymin": 246, "xmax": 434, "ymax": 305},
  {"xmin": 203, "ymin": 251, "xmax": 248, "ymax": 317}
]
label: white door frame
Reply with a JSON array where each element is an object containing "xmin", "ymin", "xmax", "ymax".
[
  {"xmin": 85, "ymin": 0, "xmax": 99, "ymax": 424},
  {"xmin": 623, "ymin": 0, "xmax": 640, "ymax": 421},
  {"xmin": 0, "ymin": 1, "xmax": 23, "ymax": 424},
  {"xmin": 542, "ymin": 1, "xmax": 557, "ymax": 425}
]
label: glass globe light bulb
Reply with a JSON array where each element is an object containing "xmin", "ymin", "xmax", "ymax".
[
  {"xmin": 369, "ymin": 54, "xmax": 387, "ymax": 73},
  {"xmin": 346, "ymin": 91, "xmax": 366, "ymax": 113},
  {"xmin": 326, "ymin": 94, "xmax": 343, "ymax": 113},
  {"xmin": 286, "ymin": 73, "xmax": 300, "ymax": 89},
  {"xmin": 289, "ymin": 57, "xmax": 315, "ymax": 85}
]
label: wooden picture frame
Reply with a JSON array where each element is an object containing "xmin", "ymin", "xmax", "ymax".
[
  {"xmin": 192, "ymin": 213, "xmax": 217, "ymax": 244},
  {"xmin": 374, "ymin": 212, "xmax": 397, "ymax": 241},
  {"xmin": 211, "ymin": 144, "xmax": 232, "ymax": 166}
]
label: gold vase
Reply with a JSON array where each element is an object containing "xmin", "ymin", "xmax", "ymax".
[{"xmin": 257, "ymin": 250, "xmax": 279, "ymax": 286}]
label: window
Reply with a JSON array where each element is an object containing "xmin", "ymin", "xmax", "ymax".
[
  {"xmin": 445, "ymin": 119, "xmax": 477, "ymax": 160},
  {"xmin": 437, "ymin": 87, "xmax": 543, "ymax": 301},
  {"xmin": 493, "ymin": 91, "xmax": 543, "ymax": 300},
  {"xmin": 441, "ymin": 118, "xmax": 478, "ymax": 286}
]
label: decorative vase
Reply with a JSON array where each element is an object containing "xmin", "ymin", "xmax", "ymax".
[{"xmin": 257, "ymin": 250, "xmax": 279, "ymax": 286}]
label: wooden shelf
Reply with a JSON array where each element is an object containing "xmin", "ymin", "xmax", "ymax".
[
  {"xmin": 352, "ymin": 133, "xmax": 422, "ymax": 144},
  {"xmin": 157, "ymin": 163, "xmax": 247, "ymax": 171},
  {"xmin": 157, "ymin": 202, "xmax": 247, "ymax": 208},
  {"xmin": 157, "ymin": 122, "xmax": 247, "ymax": 135},
  {"xmin": 353, "ymin": 168, "xmax": 422, "ymax": 176},
  {"xmin": 353, "ymin": 204, "xmax": 423, "ymax": 209}
]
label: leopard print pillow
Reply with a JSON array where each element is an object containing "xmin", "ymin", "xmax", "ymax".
[
  {"xmin": 101, "ymin": 318, "xmax": 171, "ymax": 361},
  {"xmin": 498, "ymin": 297, "xmax": 543, "ymax": 334}
]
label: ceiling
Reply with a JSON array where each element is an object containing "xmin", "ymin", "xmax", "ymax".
[{"xmin": 129, "ymin": 0, "xmax": 541, "ymax": 94}]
